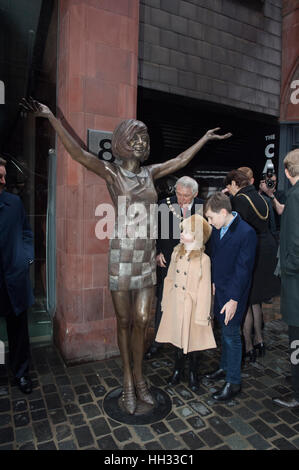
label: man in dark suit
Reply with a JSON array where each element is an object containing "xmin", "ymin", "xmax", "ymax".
[
  {"xmin": 0, "ymin": 157, "xmax": 34, "ymax": 394},
  {"xmin": 145, "ymin": 176, "xmax": 204, "ymax": 360},
  {"xmin": 204, "ymin": 192, "xmax": 257, "ymax": 401},
  {"xmin": 273, "ymin": 149, "xmax": 299, "ymax": 409}
]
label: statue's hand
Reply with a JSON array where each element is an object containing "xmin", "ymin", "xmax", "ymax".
[
  {"xmin": 20, "ymin": 97, "xmax": 53, "ymax": 118},
  {"xmin": 205, "ymin": 127, "xmax": 232, "ymax": 141}
]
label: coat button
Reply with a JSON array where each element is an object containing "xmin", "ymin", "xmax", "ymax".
[
  {"xmin": 174, "ymin": 284, "xmax": 178, "ymax": 288},
  {"xmin": 184, "ymin": 272, "xmax": 187, "ymax": 275},
  {"xmin": 182, "ymin": 286, "xmax": 185, "ymax": 290},
  {"xmin": 176, "ymin": 269, "xmax": 180, "ymax": 273}
]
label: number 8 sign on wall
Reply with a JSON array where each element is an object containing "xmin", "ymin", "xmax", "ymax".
[{"xmin": 87, "ymin": 129, "xmax": 122, "ymax": 165}]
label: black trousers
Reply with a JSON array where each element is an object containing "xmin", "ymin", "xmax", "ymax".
[
  {"xmin": 0, "ymin": 286, "xmax": 31, "ymax": 379},
  {"xmin": 289, "ymin": 326, "xmax": 299, "ymax": 401}
]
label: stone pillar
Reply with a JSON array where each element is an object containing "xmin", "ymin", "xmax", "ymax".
[
  {"xmin": 54, "ymin": 0, "xmax": 140, "ymax": 364},
  {"xmin": 280, "ymin": 0, "xmax": 299, "ymax": 121}
]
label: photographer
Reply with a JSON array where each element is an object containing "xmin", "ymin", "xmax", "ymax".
[{"xmin": 259, "ymin": 171, "xmax": 286, "ymax": 242}]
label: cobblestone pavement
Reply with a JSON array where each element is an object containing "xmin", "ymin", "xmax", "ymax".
[{"xmin": 1, "ymin": 315, "xmax": 299, "ymax": 451}]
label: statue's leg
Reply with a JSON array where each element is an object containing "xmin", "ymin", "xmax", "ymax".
[
  {"xmin": 111, "ymin": 290, "xmax": 136, "ymax": 414},
  {"xmin": 131, "ymin": 286, "xmax": 155, "ymax": 405}
]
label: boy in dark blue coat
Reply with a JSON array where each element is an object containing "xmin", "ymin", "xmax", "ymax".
[{"xmin": 204, "ymin": 192, "xmax": 257, "ymax": 401}]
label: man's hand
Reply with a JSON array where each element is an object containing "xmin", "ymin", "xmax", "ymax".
[
  {"xmin": 259, "ymin": 180, "xmax": 275, "ymax": 198},
  {"xmin": 220, "ymin": 299, "xmax": 238, "ymax": 325},
  {"xmin": 156, "ymin": 253, "xmax": 167, "ymax": 268}
]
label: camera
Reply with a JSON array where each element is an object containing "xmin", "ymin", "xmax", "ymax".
[{"xmin": 262, "ymin": 168, "xmax": 276, "ymax": 189}]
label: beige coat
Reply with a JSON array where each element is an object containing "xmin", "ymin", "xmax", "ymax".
[{"xmin": 156, "ymin": 249, "xmax": 216, "ymax": 354}]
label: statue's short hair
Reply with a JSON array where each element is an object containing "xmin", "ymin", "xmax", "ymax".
[
  {"xmin": 175, "ymin": 176, "xmax": 198, "ymax": 195},
  {"xmin": 111, "ymin": 119, "xmax": 150, "ymax": 162}
]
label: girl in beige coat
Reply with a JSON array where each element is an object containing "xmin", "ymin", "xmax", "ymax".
[{"xmin": 156, "ymin": 214, "xmax": 216, "ymax": 391}]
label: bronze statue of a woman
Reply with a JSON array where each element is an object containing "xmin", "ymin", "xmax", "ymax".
[{"xmin": 21, "ymin": 97, "xmax": 231, "ymax": 414}]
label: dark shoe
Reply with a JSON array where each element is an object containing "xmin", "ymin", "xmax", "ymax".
[
  {"xmin": 212, "ymin": 382, "xmax": 241, "ymax": 401},
  {"xmin": 272, "ymin": 397, "xmax": 299, "ymax": 408},
  {"xmin": 245, "ymin": 349, "xmax": 256, "ymax": 363},
  {"xmin": 205, "ymin": 368, "xmax": 226, "ymax": 381},
  {"xmin": 121, "ymin": 384, "xmax": 137, "ymax": 415},
  {"xmin": 144, "ymin": 343, "xmax": 161, "ymax": 360},
  {"xmin": 168, "ymin": 348, "xmax": 185, "ymax": 387},
  {"xmin": 17, "ymin": 376, "xmax": 32, "ymax": 394},
  {"xmin": 254, "ymin": 342, "xmax": 266, "ymax": 357}
]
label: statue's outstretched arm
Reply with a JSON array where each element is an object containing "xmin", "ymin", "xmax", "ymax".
[
  {"xmin": 20, "ymin": 98, "xmax": 115, "ymax": 183},
  {"xmin": 150, "ymin": 128, "xmax": 232, "ymax": 180}
]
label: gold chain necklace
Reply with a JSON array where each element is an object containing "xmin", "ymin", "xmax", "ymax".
[{"xmin": 236, "ymin": 193, "xmax": 269, "ymax": 221}]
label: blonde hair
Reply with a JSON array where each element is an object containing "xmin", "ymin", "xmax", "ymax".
[
  {"xmin": 174, "ymin": 214, "xmax": 212, "ymax": 261},
  {"xmin": 284, "ymin": 149, "xmax": 299, "ymax": 177}
]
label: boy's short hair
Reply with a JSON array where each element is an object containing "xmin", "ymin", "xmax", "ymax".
[
  {"xmin": 0, "ymin": 157, "xmax": 7, "ymax": 167},
  {"xmin": 204, "ymin": 192, "xmax": 232, "ymax": 214},
  {"xmin": 284, "ymin": 149, "xmax": 299, "ymax": 177}
]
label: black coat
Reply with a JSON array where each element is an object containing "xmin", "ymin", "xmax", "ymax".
[
  {"xmin": 232, "ymin": 185, "xmax": 280, "ymax": 304},
  {"xmin": 0, "ymin": 191, "xmax": 34, "ymax": 316},
  {"xmin": 280, "ymin": 180, "xmax": 299, "ymax": 326}
]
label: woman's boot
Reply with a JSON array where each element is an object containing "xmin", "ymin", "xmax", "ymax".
[
  {"xmin": 188, "ymin": 351, "xmax": 199, "ymax": 392},
  {"xmin": 168, "ymin": 348, "xmax": 185, "ymax": 386}
]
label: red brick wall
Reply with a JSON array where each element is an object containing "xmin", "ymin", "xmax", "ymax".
[
  {"xmin": 280, "ymin": 0, "xmax": 299, "ymax": 121},
  {"xmin": 54, "ymin": 0, "xmax": 140, "ymax": 364}
]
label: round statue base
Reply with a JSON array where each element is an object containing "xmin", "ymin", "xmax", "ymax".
[{"xmin": 103, "ymin": 386, "xmax": 171, "ymax": 425}]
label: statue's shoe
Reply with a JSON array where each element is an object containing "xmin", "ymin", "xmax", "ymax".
[
  {"xmin": 134, "ymin": 376, "xmax": 154, "ymax": 406},
  {"xmin": 121, "ymin": 385, "xmax": 137, "ymax": 415}
]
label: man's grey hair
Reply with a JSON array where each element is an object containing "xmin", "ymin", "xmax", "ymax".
[{"xmin": 175, "ymin": 176, "xmax": 198, "ymax": 195}]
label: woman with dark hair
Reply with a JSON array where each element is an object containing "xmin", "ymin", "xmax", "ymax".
[
  {"xmin": 21, "ymin": 97, "xmax": 231, "ymax": 414},
  {"xmin": 225, "ymin": 169, "xmax": 280, "ymax": 362}
]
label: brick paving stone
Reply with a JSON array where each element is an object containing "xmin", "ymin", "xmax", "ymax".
[
  {"xmin": 90, "ymin": 417, "xmax": 110, "ymax": 437},
  {"xmin": 31, "ymin": 409, "xmax": 48, "ymax": 422},
  {"xmin": 104, "ymin": 377, "xmax": 119, "ymax": 388},
  {"xmin": 213, "ymin": 404, "xmax": 233, "ymax": 418},
  {"xmin": 70, "ymin": 375, "xmax": 86, "ymax": 385},
  {"xmin": 151, "ymin": 421, "xmax": 169, "ymax": 435},
  {"xmin": 65, "ymin": 403, "xmax": 81, "ymax": 415},
  {"xmin": 175, "ymin": 385, "xmax": 193, "ymax": 400},
  {"xmin": 83, "ymin": 403, "xmax": 101, "ymax": 419},
  {"xmin": 43, "ymin": 384, "xmax": 57, "ymax": 394},
  {"xmin": 49, "ymin": 409, "xmax": 67, "ymax": 425},
  {"xmin": 19, "ymin": 442, "xmax": 36, "ymax": 450},
  {"xmin": 293, "ymin": 423, "xmax": 299, "ymax": 433},
  {"xmin": 134, "ymin": 425, "xmax": 155, "ymax": 442},
  {"xmin": 56, "ymin": 375, "xmax": 71, "ymax": 386},
  {"xmin": 0, "ymin": 387, "xmax": 9, "ymax": 396},
  {"xmin": 291, "ymin": 437, "xmax": 299, "ymax": 449},
  {"xmin": 13, "ymin": 399, "xmax": 27, "ymax": 413},
  {"xmin": 74, "ymin": 425, "xmax": 95, "ymax": 448},
  {"xmin": 159, "ymin": 433, "xmax": 183, "ymax": 450},
  {"xmin": 0, "ymin": 427, "xmax": 14, "ymax": 444},
  {"xmin": 75, "ymin": 384, "xmax": 89, "ymax": 395},
  {"xmin": 249, "ymin": 418, "xmax": 277, "ymax": 439},
  {"xmin": 45, "ymin": 393, "xmax": 62, "ymax": 410},
  {"xmin": 148, "ymin": 374, "xmax": 165, "ymax": 387},
  {"xmin": 244, "ymin": 399, "xmax": 264, "ymax": 412},
  {"xmin": 144, "ymin": 441, "xmax": 163, "ymax": 450},
  {"xmin": 58, "ymin": 440, "xmax": 77, "ymax": 450},
  {"xmin": 0, "ymin": 414, "xmax": 11, "ymax": 426},
  {"xmin": 38, "ymin": 441, "xmax": 57, "ymax": 450},
  {"xmin": 56, "ymin": 423, "xmax": 72, "ymax": 441},
  {"xmin": 226, "ymin": 416, "xmax": 255, "ymax": 436},
  {"xmin": 246, "ymin": 434, "xmax": 272, "ymax": 450},
  {"xmin": 91, "ymin": 385, "xmax": 107, "ymax": 397},
  {"xmin": 123, "ymin": 442, "xmax": 142, "ymax": 450},
  {"xmin": 97, "ymin": 435, "xmax": 118, "ymax": 450},
  {"xmin": 176, "ymin": 406, "xmax": 193, "ymax": 419},
  {"xmin": 166, "ymin": 411, "xmax": 178, "ymax": 421},
  {"xmin": 0, "ymin": 398, "xmax": 11, "ymax": 412},
  {"xmin": 274, "ymin": 423, "xmax": 297, "ymax": 439},
  {"xmin": 85, "ymin": 375, "xmax": 101, "ymax": 386},
  {"xmin": 180, "ymin": 431, "xmax": 205, "ymax": 449},
  {"xmin": 14, "ymin": 412, "xmax": 30, "ymax": 427},
  {"xmin": 113, "ymin": 426, "xmax": 132, "ymax": 442},
  {"xmin": 107, "ymin": 418, "xmax": 119, "ymax": 428},
  {"xmin": 198, "ymin": 428, "xmax": 223, "ymax": 447},
  {"xmin": 30, "ymin": 399, "xmax": 46, "ymax": 411},
  {"xmin": 247, "ymin": 389, "xmax": 265, "ymax": 399},
  {"xmin": 172, "ymin": 397, "xmax": 184, "ymax": 407},
  {"xmin": 69, "ymin": 414, "xmax": 86, "ymax": 427},
  {"xmin": 207, "ymin": 416, "xmax": 235, "ymax": 436},
  {"xmin": 187, "ymin": 415, "xmax": 206, "ymax": 430},
  {"xmin": 168, "ymin": 418, "xmax": 188, "ymax": 433},
  {"xmin": 272, "ymin": 437, "xmax": 298, "ymax": 450},
  {"xmin": 276, "ymin": 410, "xmax": 299, "ymax": 425},
  {"xmin": 272, "ymin": 385, "xmax": 290, "ymax": 395},
  {"xmin": 224, "ymin": 434, "xmax": 251, "ymax": 450},
  {"xmin": 78, "ymin": 393, "xmax": 93, "ymax": 405},
  {"xmin": 258, "ymin": 411, "xmax": 280, "ymax": 424},
  {"xmin": 189, "ymin": 400, "xmax": 212, "ymax": 416},
  {"xmin": 33, "ymin": 420, "xmax": 53, "ymax": 443}
]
